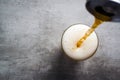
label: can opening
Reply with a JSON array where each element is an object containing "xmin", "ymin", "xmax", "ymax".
[{"xmin": 95, "ymin": 6, "xmax": 115, "ymax": 17}]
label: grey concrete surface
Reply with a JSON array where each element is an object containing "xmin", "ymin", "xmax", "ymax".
[{"xmin": 0, "ymin": 0, "xmax": 120, "ymax": 80}]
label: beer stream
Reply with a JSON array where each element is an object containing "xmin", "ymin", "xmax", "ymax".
[{"xmin": 77, "ymin": 18, "xmax": 104, "ymax": 47}]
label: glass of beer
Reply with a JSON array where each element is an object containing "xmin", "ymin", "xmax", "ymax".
[{"xmin": 61, "ymin": 24, "xmax": 99, "ymax": 60}]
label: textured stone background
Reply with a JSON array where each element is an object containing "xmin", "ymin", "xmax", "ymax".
[{"xmin": 0, "ymin": 0, "xmax": 120, "ymax": 80}]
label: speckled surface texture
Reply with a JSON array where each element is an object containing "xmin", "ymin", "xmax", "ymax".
[{"xmin": 0, "ymin": 0, "xmax": 120, "ymax": 80}]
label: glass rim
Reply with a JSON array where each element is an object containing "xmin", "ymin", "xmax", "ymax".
[{"xmin": 61, "ymin": 23, "xmax": 99, "ymax": 61}]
